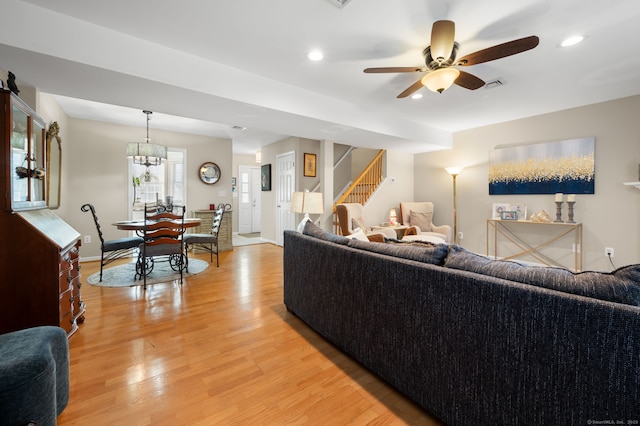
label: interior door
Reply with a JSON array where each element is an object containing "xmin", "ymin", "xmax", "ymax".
[{"xmin": 275, "ymin": 151, "xmax": 296, "ymax": 246}]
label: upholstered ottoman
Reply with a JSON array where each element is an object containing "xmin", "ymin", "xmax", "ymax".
[{"xmin": 0, "ymin": 326, "xmax": 70, "ymax": 426}]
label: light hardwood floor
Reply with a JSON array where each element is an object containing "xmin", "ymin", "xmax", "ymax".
[{"xmin": 59, "ymin": 243, "xmax": 442, "ymax": 425}]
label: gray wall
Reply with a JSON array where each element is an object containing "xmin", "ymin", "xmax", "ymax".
[{"xmin": 414, "ymin": 94, "xmax": 640, "ymax": 271}]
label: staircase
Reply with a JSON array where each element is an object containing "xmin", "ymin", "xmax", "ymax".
[{"xmin": 332, "ymin": 149, "xmax": 385, "ymax": 233}]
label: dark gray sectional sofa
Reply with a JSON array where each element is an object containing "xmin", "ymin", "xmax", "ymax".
[{"xmin": 283, "ymin": 223, "xmax": 640, "ymax": 425}]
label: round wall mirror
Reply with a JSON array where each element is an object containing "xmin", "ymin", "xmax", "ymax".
[{"xmin": 199, "ymin": 162, "xmax": 221, "ymax": 185}]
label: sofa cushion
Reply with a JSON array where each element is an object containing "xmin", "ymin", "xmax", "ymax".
[
  {"xmin": 345, "ymin": 228, "xmax": 369, "ymax": 241},
  {"xmin": 410, "ymin": 210, "xmax": 433, "ymax": 232},
  {"xmin": 444, "ymin": 245, "xmax": 640, "ymax": 306},
  {"xmin": 347, "ymin": 238, "xmax": 449, "ymax": 265},
  {"xmin": 303, "ymin": 221, "xmax": 349, "ymax": 245}
]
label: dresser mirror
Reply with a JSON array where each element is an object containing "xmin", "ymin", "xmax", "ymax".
[{"xmin": 46, "ymin": 122, "xmax": 62, "ymax": 209}]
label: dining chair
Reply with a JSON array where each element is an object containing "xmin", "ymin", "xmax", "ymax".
[
  {"xmin": 80, "ymin": 203, "xmax": 143, "ymax": 281},
  {"xmin": 183, "ymin": 204, "xmax": 225, "ymax": 270},
  {"xmin": 136, "ymin": 204, "xmax": 186, "ymax": 289}
]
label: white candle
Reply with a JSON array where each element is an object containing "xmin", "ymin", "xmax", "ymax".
[
  {"xmin": 555, "ymin": 193, "xmax": 563, "ymax": 202},
  {"xmin": 567, "ymin": 194, "xmax": 575, "ymax": 202}
]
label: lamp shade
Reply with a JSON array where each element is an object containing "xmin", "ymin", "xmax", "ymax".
[
  {"xmin": 291, "ymin": 191, "xmax": 324, "ymax": 214},
  {"xmin": 421, "ymin": 68, "xmax": 460, "ymax": 93},
  {"xmin": 126, "ymin": 142, "xmax": 168, "ymax": 159},
  {"xmin": 445, "ymin": 166, "xmax": 464, "ymax": 176}
]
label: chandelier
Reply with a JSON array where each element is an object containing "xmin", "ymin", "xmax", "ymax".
[{"xmin": 126, "ymin": 110, "xmax": 167, "ymax": 167}]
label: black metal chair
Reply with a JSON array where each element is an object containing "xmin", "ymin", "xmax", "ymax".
[
  {"xmin": 184, "ymin": 204, "xmax": 225, "ymax": 270},
  {"xmin": 136, "ymin": 204, "xmax": 186, "ymax": 289},
  {"xmin": 80, "ymin": 203, "xmax": 143, "ymax": 281}
]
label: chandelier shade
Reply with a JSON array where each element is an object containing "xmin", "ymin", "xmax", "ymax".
[{"xmin": 126, "ymin": 142, "xmax": 167, "ymax": 166}]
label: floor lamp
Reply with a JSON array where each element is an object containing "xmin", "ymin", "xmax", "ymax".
[
  {"xmin": 445, "ymin": 167, "xmax": 463, "ymax": 244},
  {"xmin": 291, "ymin": 190, "xmax": 324, "ymax": 233}
]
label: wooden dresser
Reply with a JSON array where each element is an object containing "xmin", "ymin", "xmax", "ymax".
[
  {"xmin": 191, "ymin": 209, "xmax": 233, "ymax": 253},
  {"xmin": 0, "ymin": 90, "xmax": 84, "ymax": 337}
]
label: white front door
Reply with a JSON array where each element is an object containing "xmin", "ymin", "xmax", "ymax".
[
  {"xmin": 238, "ymin": 165, "xmax": 261, "ymax": 234},
  {"xmin": 275, "ymin": 151, "xmax": 296, "ymax": 246}
]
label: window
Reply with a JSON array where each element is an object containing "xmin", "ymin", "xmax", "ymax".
[{"xmin": 129, "ymin": 148, "xmax": 187, "ymax": 219}]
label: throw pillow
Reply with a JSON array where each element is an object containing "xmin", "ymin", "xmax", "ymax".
[
  {"xmin": 409, "ymin": 210, "xmax": 433, "ymax": 232},
  {"xmin": 352, "ymin": 217, "xmax": 367, "ymax": 232},
  {"xmin": 302, "ymin": 221, "xmax": 349, "ymax": 245},
  {"xmin": 444, "ymin": 245, "xmax": 640, "ymax": 306},
  {"xmin": 345, "ymin": 228, "xmax": 369, "ymax": 241}
]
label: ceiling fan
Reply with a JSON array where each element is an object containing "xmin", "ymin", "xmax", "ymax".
[{"xmin": 364, "ymin": 20, "xmax": 539, "ymax": 98}]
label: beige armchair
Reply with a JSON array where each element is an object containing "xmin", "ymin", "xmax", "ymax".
[
  {"xmin": 400, "ymin": 202, "xmax": 451, "ymax": 243},
  {"xmin": 336, "ymin": 203, "xmax": 397, "ymax": 240}
]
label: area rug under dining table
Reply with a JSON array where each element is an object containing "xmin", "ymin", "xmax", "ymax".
[{"xmin": 86, "ymin": 259, "xmax": 209, "ymax": 288}]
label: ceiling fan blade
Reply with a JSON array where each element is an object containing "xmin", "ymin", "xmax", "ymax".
[
  {"xmin": 430, "ymin": 20, "xmax": 455, "ymax": 61},
  {"xmin": 364, "ymin": 67, "xmax": 425, "ymax": 73},
  {"xmin": 457, "ymin": 35, "xmax": 539, "ymax": 66},
  {"xmin": 454, "ymin": 70, "xmax": 485, "ymax": 90},
  {"xmin": 397, "ymin": 79, "xmax": 425, "ymax": 98}
]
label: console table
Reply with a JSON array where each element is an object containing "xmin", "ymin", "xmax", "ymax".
[{"xmin": 486, "ymin": 219, "xmax": 583, "ymax": 271}]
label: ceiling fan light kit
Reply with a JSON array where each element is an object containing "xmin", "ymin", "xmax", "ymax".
[
  {"xmin": 364, "ymin": 20, "xmax": 539, "ymax": 98},
  {"xmin": 422, "ymin": 68, "xmax": 460, "ymax": 93}
]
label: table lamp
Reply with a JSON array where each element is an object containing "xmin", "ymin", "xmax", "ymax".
[
  {"xmin": 291, "ymin": 190, "xmax": 324, "ymax": 233},
  {"xmin": 389, "ymin": 208, "xmax": 398, "ymax": 225}
]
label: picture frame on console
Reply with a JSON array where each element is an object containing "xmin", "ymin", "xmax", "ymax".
[
  {"xmin": 501, "ymin": 211, "xmax": 518, "ymax": 220},
  {"xmin": 510, "ymin": 203, "xmax": 527, "ymax": 221},
  {"xmin": 492, "ymin": 203, "xmax": 510, "ymax": 219}
]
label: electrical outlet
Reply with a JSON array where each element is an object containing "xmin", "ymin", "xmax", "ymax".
[
  {"xmin": 605, "ymin": 247, "xmax": 614, "ymax": 257},
  {"xmin": 458, "ymin": 231, "xmax": 464, "ymax": 240},
  {"xmin": 84, "ymin": 235, "xmax": 92, "ymax": 244}
]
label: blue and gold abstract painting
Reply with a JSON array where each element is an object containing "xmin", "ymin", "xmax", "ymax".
[{"xmin": 489, "ymin": 137, "xmax": 595, "ymax": 195}]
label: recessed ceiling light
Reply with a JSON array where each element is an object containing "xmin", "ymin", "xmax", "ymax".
[
  {"xmin": 560, "ymin": 35, "xmax": 584, "ymax": 47},
  {"xmin": 307, "ymin": 50, "xmax": 324, "ymax": 61},
  {"xmin": 411, "ymin": 93, "xmax": 423, "ymax": 100}
]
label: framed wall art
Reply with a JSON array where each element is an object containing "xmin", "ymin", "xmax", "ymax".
[
  {"xmin": 488, "ymin": 137, "xmax": 595, "ymax": 195},
  {"xmin": 304, "ymin": 153, "xmax": 316, "ymax": 177},
  {"xmin": 261, "ymin": 164, "xmax": 271, "ymax": 191}
]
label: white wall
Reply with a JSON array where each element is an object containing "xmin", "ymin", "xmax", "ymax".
[{"xmin": 414, "ymin": 95, "xmax": 640, "ymax": 271}]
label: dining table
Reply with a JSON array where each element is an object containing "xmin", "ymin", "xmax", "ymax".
[{"xmin": 112, "ymin": 218, "xmax": 202, "ymax": 235}]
